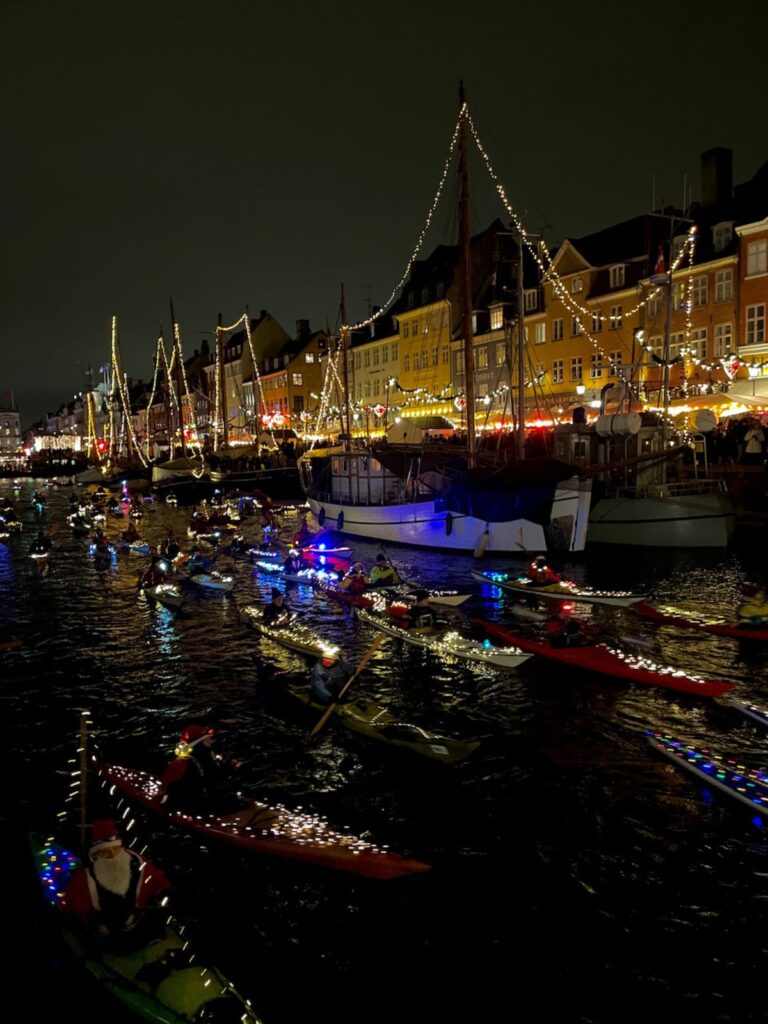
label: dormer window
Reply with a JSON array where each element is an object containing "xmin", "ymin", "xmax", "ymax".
[
  {"xmin": 524, "ymin": 289, "xmax": 538, "ymax": 312},
  {"xmin": 571, "ymin": 277, "xmax": 584, "ymax": 294},
  {"xmin": 489, "ymin": 305, "xmax": 504, "ymax": 330},
  {"xmin": 609, "ymin": 265, "xmax": 625, "ymax": 288},
  {"xmin": 713, "ymin": 221, "xmax": 734, "ymax": 253}
]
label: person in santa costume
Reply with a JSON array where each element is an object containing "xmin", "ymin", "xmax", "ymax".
[
  {"xmin": 161, "ymin": 724, "xmax": 240, "ymax": 814},
  {"xmin": 63, "ymin": 818, "xmax": 170, "ymax": 950}
]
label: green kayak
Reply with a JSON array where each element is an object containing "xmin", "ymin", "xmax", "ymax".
[
  {"xmin": 286, "ymin": 686, "xmax": 479, "ymax": 764},
  {"xmin": 33, "ymin": 837, "xmax": 261, "ymax": 1023}
]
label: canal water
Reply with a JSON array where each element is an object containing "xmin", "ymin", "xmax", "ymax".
[{"xmin": 2, "ymin": 479, "xmax": 767, "ymax": 1023}]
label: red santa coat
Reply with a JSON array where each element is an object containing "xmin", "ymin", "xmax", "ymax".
[{"xmin": 63, "ymin": 849, "xmax": 170, "ymax": 932}]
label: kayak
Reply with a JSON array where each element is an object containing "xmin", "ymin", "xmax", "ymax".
[
  {"xmin": 633, "ymin": 601, "xmax": 768, "ymax": 642},
  {"xmin": 646, "ymin": 732, "xmax": 768, "ymax": 817},
  {"xmin": 254, "ymin": 561, "xmax": 339, "ymax": 586},
  {"xmin": 316, "ymin": 579, "xmax": 469, "ymax": 612},
  {"xmin": 285, "ymin": 686, "xmax": 479, "ymax": 764},
  {"xmin": 33, "ymin": 837, "xmax": 262, "ymax": 1022},
  {"xmin": 728, "ymin": 697, "xmax": 768, "ymax": 728},
  {"xmin": 189, "ymin": 572, "xmax": 235, "ymax": 592},
  {"xmin": 98, "ymin": 764, "xmax": 429, "ymax": 880},
  {"xmin": 240, "ymin": 605, "xmax": 340, "ymax": 659},
  {"xmin": 144, "ymin": 583, "xmax": 185, "ymax": 610},
  {"xmin": 471, "ymin": 569, "xmax": 645, "ymax": 607},
  {"xmin": 356, "ymin": 607, "xmax": 531, "ymax": 670},
  {"xmin": 300, "ymin": 546, "xmax": 352, "ymax": 573},
  {"xmin": 477, "ymin": 620, "xmax": 734, "ymax": 697},
  {"xmin": 120, "ymin": 540, "xmax": 151, "ymax": 555}
]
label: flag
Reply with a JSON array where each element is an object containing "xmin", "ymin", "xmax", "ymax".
[{"xmin": 654, "ymin": 245, "xmax": 666, "ymax": 275}]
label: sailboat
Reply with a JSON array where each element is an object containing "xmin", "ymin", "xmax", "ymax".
[
  {"xmin": 584, "ymin": 234, "xmax": 735, "ymax": 548},
  {"xmin": 298, "ymin": 89, "xmax": 592, "ymax": 555}
]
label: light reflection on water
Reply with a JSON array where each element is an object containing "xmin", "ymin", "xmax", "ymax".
[{"xmin": 2, "ymin": 479, "xmax": 768, "ymax": 1023}]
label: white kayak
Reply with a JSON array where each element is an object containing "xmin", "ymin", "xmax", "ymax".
[
  {"xmin": 355, "ymin": 607, "xmax": 531, "ymax": 670},
  {"xmin": 471, "ymin": 569, "xmax": 645, "ymax": 608},
  {"xmin": 145, "ymin": 583, "xmax": 185, "ymax": 609},
  {"xmin": 239, "ymin": 606, "xmax": 340, "ymax": 659},
  {"xmin": 190, "ymin": 572, "xmax": 235, "ymax": 593}
]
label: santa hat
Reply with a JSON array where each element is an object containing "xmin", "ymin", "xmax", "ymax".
[{"xmin": 89, "ymin": 818, "xmax": 122, "ymax": 856}]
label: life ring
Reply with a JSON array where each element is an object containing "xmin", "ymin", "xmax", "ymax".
[
  {"xmin": 445, "ymin": 512, "xmax": 453, "ymax": 537},
  {"xmin": 337, "ymin": 511, "xmax": 345, "ymax": 530},
  {"xmin": 318, "ymin": 507, "xmax": 326, "ymax": 526}
]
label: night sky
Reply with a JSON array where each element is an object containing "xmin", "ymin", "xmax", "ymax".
[{"xmin": 3, "ymin": 0, "xmax": 767, "ymax": 423}]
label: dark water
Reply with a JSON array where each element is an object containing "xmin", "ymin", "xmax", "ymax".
[{"xmin": 2, "ymin": 480, "xmax": 768, "ymax": 1023}]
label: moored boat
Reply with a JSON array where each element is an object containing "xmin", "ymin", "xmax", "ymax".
[
  {"xmin": 471, "ymin": 569, "xmax": 645, "ymax": 607},
  {"xmin": 646, "ymin": 732, "xmax": 768, "ymax": 816},
  {"xmin": 98, "ymin": 763, "xmax": 429, "ymax": 879},
  {"xmin": 355, "ymin": 606, "xmax": 531, "ymax": 670},
  {"xmin": 477, "ymin": 620, "xmax": 734, "ymax": 697}
]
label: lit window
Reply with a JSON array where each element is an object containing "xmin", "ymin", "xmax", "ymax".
[
  {"xmin": 535, "ymin": 323, "xmax": 546, "ymax": 345},
  {"xmin": 747, "ymin": 240, "xmax": 767, "ymax": 276},
  {"xmin": 496, "ymin": 345, "xmax": 506, "ymax": 366},
  {"xmin": 571, "ymin": 277, "xmax": 583, "ymax": 294},
  {"xmin": 552, "ymin": 360, "xmax": 564, "ymax": 383},
  {"xmin": 712, "ymin": 222, "xmax": 733, "ymax": 252},
  {"xmin": 689, "ymin": 328, "xmax": 707, "ymax": 359},
  {"xmin": 475, "ymin": 347, "xmax": 488, "ymax": 369},
  {"xmin": 610, "ymin": 305, "xmax": 623, "ymax": 328},
  {"xmin": 490, "ymin": 306, "xmax": 504, "ymax": 330},
  {"xmin": 571, "ymin": 317, "xmax": 583, "ymax": 336},
  {"xmin": 713, "ymin": 323, "xmax": 732, "ymax": 356},
  {"xmin": 304, "ymin": 352, "xmax": 315, "ymax": 363},
  {"xmin": 524, "ymin": 290, "xmax": 538, "ymax": 312},
  {"xmin": 292, "ymin": 373, "xmax": 303, "ymax": 385}
]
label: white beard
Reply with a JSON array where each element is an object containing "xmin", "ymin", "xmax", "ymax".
[{"xmin": 92, "ymin": 848, "xmax": 133, "ymax": 896}]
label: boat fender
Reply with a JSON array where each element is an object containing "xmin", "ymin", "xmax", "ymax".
[
  {"xmin": 445, "ymin": 512, "xmax": 453, "ymax": 537},
  {"xmin": 473, "ymin": 527, "xmax": 490, "ymax": 559},
  {"xmin": 318, "ymin": 507, "xmax": 326, "ymax": 526},
  {"xmin": 337, "ymin": 511, "xmax": 344, "ymax": 530}
]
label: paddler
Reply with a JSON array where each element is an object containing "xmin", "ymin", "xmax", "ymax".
[
  {"xmin": 544, "ymin": 608, "xmax": 593, "ymax": 648},
  {"xmin": 283, "ymin": 549, "xmax": 303, "ymax": 575},
  {"xmin": 138, "ymin": 555, "xmax": 169, "ymax": 590},
  {"xmin": 405, "ymin": 589, "xmax": 439, "ymax": 631},
  {"xmin": 310, "ymin": 651, "xmax": 353, "ymax": 705},
  {"xmin": 370, "ymin": 553, "xmax": 401, "ymax": 588},
  {"xmin": 736, "ymin": 584, "xmax": 768, "ymax": 625},
  {"xmin": 29, "ymin": 529, "xmax": 52, "ymax": 555},
  {"xmin": 63, "ymin": 818, "xmax": 170, "ymax": 952},
  {"xmin": 340, "ymin": 562, "xmax": 370, "ymax": 596},
  {"xmin": 263, "ymin": 587, "xmax": 291, "ymax": 626},
  {"xmin": 122, "ymin": 521, "xmax": 140, "ymax": 543},
  {"xmin": 161, "ymin": 724, "xmax": 243, "ymax": 814},
  {"xmin": 293, "ymin": 515, "xmax": 314, "ymax": 547},
  {"xmin": 527, "ymin": 555, "xmax": 560, "ymax": 587}
]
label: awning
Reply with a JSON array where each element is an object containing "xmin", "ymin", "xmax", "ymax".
[{"xmin": 727, "ymin": 377, "xmax": 768, "ymax": 403}]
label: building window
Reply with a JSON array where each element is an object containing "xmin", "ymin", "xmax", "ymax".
[
  {"xmin": 672, "ymin": 283, "xmax": 687, "ymax": 310},
  {"xmin": 436, "ymin": 281, "xmax": 445, "ymax": 299},
  {"xmin": 609, "ymin": 351, "xmax": 623, "ymax": 376},
  {"xmin": 713, "ymin": 323, "xmax": 732, "ymax": 356},
  {"xmin": 524, "ymin": 289, "xmax": 538, "ymax": 312},
  {"xmin": 746, "ymin": 304, "xmax": 766, "ymax": 346},
  {"xmin": 355, "ymin": 353, "xmax": 361, "ymax": 370},
  {"xmin": 535, "ymin": 322, "xmax": 546, "ymax": 345},
  {"xmin": 552, "ymin": 318, "xmax": 564, "ymax": 341},
  {"xmin": 689, "ymin": 328, "xmax": 707, "ymax": 359},
  {"xmin": 412, "ymin": 318, "xmax": 419, "ymax": 335},
  {"xmin": 304, "ymin": 352, "xmax": 315, "ymax": 363},
  {"xmin": 382, "ymin": 346, "xmax": 388, "ymax": 364},
  {"xmin": 691, "ymin": 276, "xmax": 708, "ymax": 307},
  {"xmin": 490, "ymin": 306, "xmax": 504, "ymax": 330},
  {"xmin": 292, "ymin": 372, "xmax": 303, "ymax": 385},
  {"xmin": 391, "ymin": 342, "xmax": 398, "ymax": 361},
  {"xmin": 432, "ymin": 346, "xmax": 439, "ymax": 366},
  {"xmin": 364, "ymin": 351, "xmax": 370, "ymax": 367},
  {"xmin": 570, "ymin": 357, "xmax": 583, "ymax": 382},
  {"xmin": 713, "ymin": 222, "xmax": 733, "ymax": 252},
  {"xmin": 364, "ymin": 381, "xmax": 370, "ymax": 398},
  {"xmin": 649, "ymin": 336, "xmax": 663, "ymax": 358},
  {"xmin": 591, "ymin": 313, "xmax": 602, "ymax": 333},
  {"xmin": 403, "ymin": 354, "xmax": 410, "ymax": 371},
  {"xmin": 293, "ymin": 395, "xmax": 304, "ymax": 412},
  {"xmin": 609, "ymin": 265, "xmax": 625, "ymax": 288},
  {"xmin": 372, "ymin": 379, "xmax": 379, "ymax": 396},
  {"xmin": 715, "ymin": 269, "xmax": 734, "ymax": 303},
  {"xmin": 571, "ymin": 277, "xmax": 584, "ymax": 294},
  {"xmin": 403, "ymin": 322, "xmax": 409, "ymax": 339},
  {"xmin": 747, "ymin": 240, "xmax": 767, "ymax": 276},
  {"xmin": 442, "ymin": 344, "xmax": 449, "ymax": 363},
  {"xmin": 552, "ymin": 359, "xmax": 564, "ymax": 383},
  {"xmin": 496, "ymin": 345, "xmax": 506, "ymax": 366},
  {"xmin": 610, "ymin": 305, "xmax": 623, "ymax": 328},
  {"xmin": 646, "ymin": 292, "xmax": 662, "ymax": 318},
  {"xmin": 669, "ymin": 332, "xmax": 685, "ymax": 359},
  {"xmin": 590, "ymin": 354, "xmax": 603, "ymax": 379},
  {"xmin": 475, "ymin": 347, "xmax": 488, "ymax": 369},
  {"xmin": 373, "ymin": 348, "xmax": 379, "ymax": 366},
  {"xmin": 571, "ymin": 317, "xmax": 583, "ymax": 337}
]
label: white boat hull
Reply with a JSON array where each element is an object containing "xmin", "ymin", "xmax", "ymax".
[
  {"xmin": 587, "ymin": 490, "xmax": 735, "ymax": 548},
  {"xmin": 308, "ymin": 478, "xmax": 591, "ymax": 555}
]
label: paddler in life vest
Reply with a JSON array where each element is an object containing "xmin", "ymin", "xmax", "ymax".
[
  {"xmin": 736, "ymin": 584, "xmax": 768, "ymax": 625},
  {"xmin": 340, "ymin": 562, "xmax": 370, "ymax": 596},
  {"xmin": 370, "ymin": 553, "xmax": 401, "ymax": 588},
  {"xmin": 161, "ymin": 724, "xmax": 242, "ymax": 814},
  {"xmin": 527, "ymin": 555, "xmax": 560, "ymax": 587},
  {"xmin": 310, "ymin": 651, "xmax": 353, "ymax": 705},
  {"xmin": 138, "ymin": 555, "xmax": 169, "ymax": 590},
  {"xmin": 63, "ymin": 818, "xmax": 170, "ymax": 951},
  {"xmin": 283, "ymin": 549, "xmax": 303, "ymax": 575}
]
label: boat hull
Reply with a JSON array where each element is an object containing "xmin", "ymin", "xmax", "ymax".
[
  {"xmin": 307, "ymin": 476, "xmax": 591, "ymax": 554},
  {"xmin": 587, "ymin": 490, "xmax": 735, "ymax": 548}
]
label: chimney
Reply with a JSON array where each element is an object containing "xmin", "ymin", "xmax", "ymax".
[
  {"xmin": 296, "ymin": 319, "xmax": 310, "ymax": 340},
  {"xmin": 701, "ymin": 148, "xmax": 733, "ymax": 206}
]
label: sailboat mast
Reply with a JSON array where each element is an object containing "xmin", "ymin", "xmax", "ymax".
[
  {"xmin": 516, "ymin": 232, "xmax": 526, "ymax": 460},
  {"xmin": 458, "ymin": 83, "xmax": 476, "ymax": 468},
  {"xmin": 217, "ymin": 312, "xmax": 228, "ymax": 450},
  {"xmin": 170, "ymin": 296, "xmax": 187, "ymax": 457},
  {"xmin": 340, "ymin": 283, "xmax": 351, "ymax": 452}
]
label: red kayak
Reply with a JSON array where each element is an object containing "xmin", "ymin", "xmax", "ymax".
[
  {"xmin": 633, "ymin": 602, "xmax": 768, "ymax": 642},
  {"xmin": 99, "ymin": 763, "xmax": 429, "ymax": 880},
  {"xmin": 300, "ymin": 546, "xmax": 352, "ymax": 573},
  {"xmin": 476, "ymin": 621, "xmax": 734, "ymax": 698}
]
